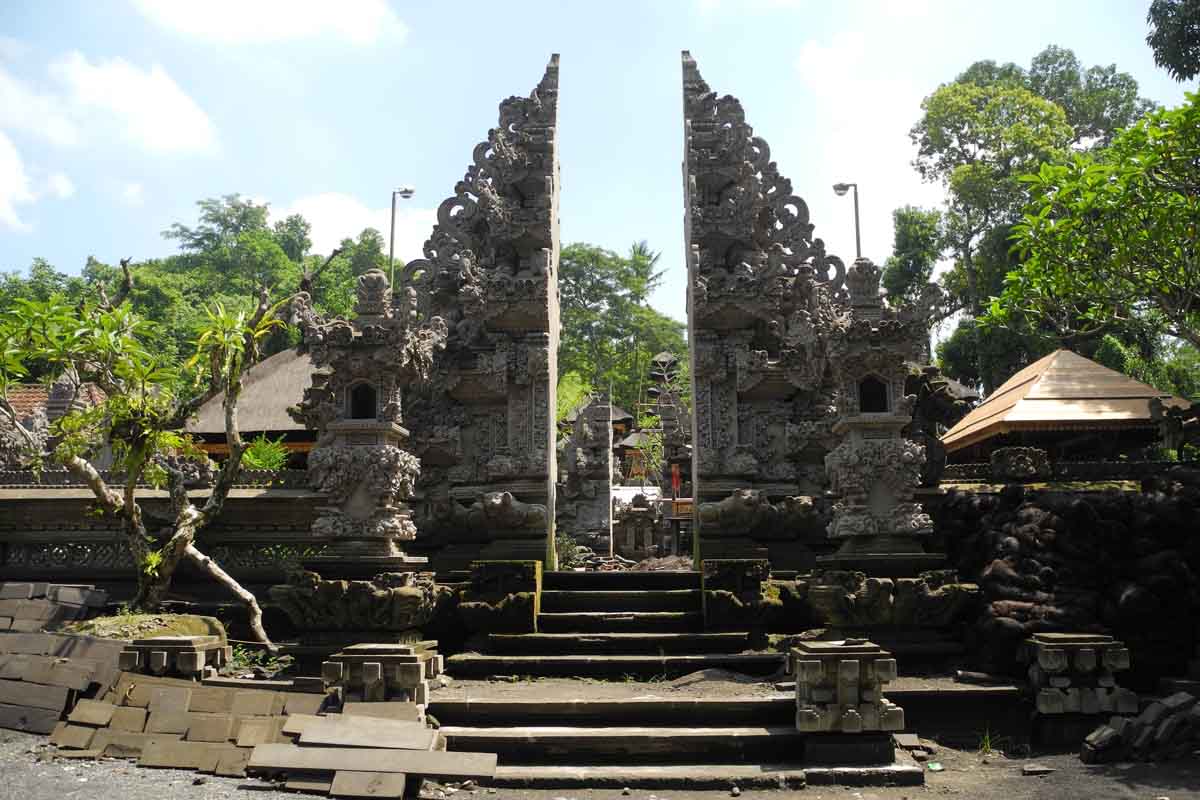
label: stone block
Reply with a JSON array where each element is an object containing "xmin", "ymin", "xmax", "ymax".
[
  {"xmin": 1074, "ymin": 648, "xmax": 1097, "ymax": 673},
  {"xmin": 1038, "ymin": 648, "xmax": 1067, "ymax": 673},
  {"xmin": 1037, "ymin": 689, "xmax": 1065, "ymax": 715},
  {"xmin": 1115, "ymin": 689, "xmax": 1138, "ymax": 714}
]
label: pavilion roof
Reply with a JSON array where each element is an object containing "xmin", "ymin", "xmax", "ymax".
[
  {"xmin": 187, "ymin": 348, "xmax": 316, "ymax": 435},
  {"xmin": 940, "ymin": 349, "xmax": 1190, "ymax": 453}
]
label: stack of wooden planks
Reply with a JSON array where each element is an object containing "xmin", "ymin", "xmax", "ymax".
[
  {"xmin": 0, "ymin": 582, "xmax": 108, "ymax": 631},
  {"xmin": 0, "ymin": 630, "xmax": 125, "ymax": 734}
]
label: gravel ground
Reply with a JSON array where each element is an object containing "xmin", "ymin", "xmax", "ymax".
[{"xmin": 4, "ymin": 728, "xmax": 1200, "ymax": 800}]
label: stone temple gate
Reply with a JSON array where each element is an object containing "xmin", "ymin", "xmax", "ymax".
[{"xmin": 285, "ymin": 51, "xmax": 940, "ymax": 575}]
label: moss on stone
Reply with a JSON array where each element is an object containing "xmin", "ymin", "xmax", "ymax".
[{"xmin": 61, "ymin": 613, "xmax": 227, "ymax": 643}]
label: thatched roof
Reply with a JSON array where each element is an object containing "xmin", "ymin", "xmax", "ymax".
[
  {"xmin": 940, "ymin": 349, "xmax": 1190, "ymax": 453},
  {"xmin": 187, "ymin": 349, "xmax": 316, "ymax": 435}
]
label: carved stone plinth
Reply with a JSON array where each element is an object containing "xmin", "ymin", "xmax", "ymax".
[
  {"xmin": 1020, "ymin": 633, "xmax": 1137, "ymax": 715},
  {"xmin": 792, "ymin": 639, "xmax": 904, "ymax": 738},
  {"xmin": 322, "ymin": 642, "xmax": 442, "ymax": 707}
]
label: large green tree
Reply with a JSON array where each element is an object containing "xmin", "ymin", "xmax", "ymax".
[
  {"xmin": 881, "ymin": 206, "xmax": 942, "ymax": 304},
  {"xmin": 557, "ymin": 241, "xmax": 687, "ymax": 414},
  {"xmin": 988, "ymin": 93, "xmax": 1200, "ymax": 357},
  {"xmin": 1147, "ymin": 0, "xmax": 1200, "ymax": 81}
]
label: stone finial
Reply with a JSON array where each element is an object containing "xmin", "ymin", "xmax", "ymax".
[
  {"xmin": 354, "ymin": 269, "xmax": 392, "ymax": 319},
  {"xmin": 846, "ymin": 257, "xmax": 882, "ymax": 309}
]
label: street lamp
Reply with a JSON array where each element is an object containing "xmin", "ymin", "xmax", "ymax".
[
  {"xmin": 389, "ymin": 185, "xmax": 416, "ymax": 287},
  {"xmin": 832, "ymin": 182, "xmax": 861, "ymax": 260}
]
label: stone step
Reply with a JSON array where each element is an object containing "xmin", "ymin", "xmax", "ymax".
[
  {"xmin": 445, "ymin": 652, "xmax": 786, "ymax": 679},
  {"xmin": 542, "ymin": 571, "xmax": 700, "ymax": 591},
  {"xmin": 540, "ymin": 590, "xmax": 701, "ymax": 613},
  {"xmin": 428, "ymin": 696, "xmax": 796, "ymax": 728},
  {"xmin": 486, "ymin": 632, "xmax": 750, "ymax": 655},
  {"xmin": 441, "ymin": 724, "xmax": 808, "ymax": 764},
  {"xmin": 537, "ymin": 611, "xmax": 703, "ymax": 633},
  {"xmin": 490, "ymin": 760, "xmax": 922, "ymax": 789}
]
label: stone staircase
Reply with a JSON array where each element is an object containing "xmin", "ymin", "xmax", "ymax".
[{"xmin": 446, "ymin": 570, "xmax": 786, "ymax": 679}]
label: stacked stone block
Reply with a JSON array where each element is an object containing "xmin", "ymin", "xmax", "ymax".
[
  {"xmin": 792, "ymin": 640, "xmax": 905, "ymax": 734},
  {"xmin": 321, "ymin": 642, "xmax": 443, "ymax": 707},
  {"xmin": 1082, "ymin": 691, "xmax": 1200, "ymax": 763},
  {"xmin": 118, "ymin": 636, "xmax": 231, "ymax": 680},
  {"xmin": 1020, "ymin": 633, "xmax": 1137, "ymax": 715}
]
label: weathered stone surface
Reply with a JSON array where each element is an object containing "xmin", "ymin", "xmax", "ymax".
[
  {"xmin": 792, "ymin": 640, "xmax": 905, "ymax": 737},
  {"xmin": 989, "ymin": 448, "xmax": 1052, "ymax": 483},
  {"xmin": 556, "ymin": 397, "xmax": 614, "ymax": 554},
  {"xmin": 402, "ymin": 56, "xmax": 561, "ymax": 570},
  {"xmin": 270, "ymin": 570, "xmax": 443, "ymax": 633},
  {"xmin": 681, "ymin": 51, "xmax": 845, "ymax": 568}
]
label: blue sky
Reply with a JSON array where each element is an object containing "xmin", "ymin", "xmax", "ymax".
[{"xmin": 0, "ymin": 0, "xmax": 1192, "ymax": 324}]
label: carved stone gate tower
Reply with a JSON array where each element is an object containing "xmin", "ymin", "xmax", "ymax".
[{"xmin": 403, "ymin": 55, "xmax": 561, "ymax": 571}]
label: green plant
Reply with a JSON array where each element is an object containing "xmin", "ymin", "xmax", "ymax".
[
  {"xmin": 978, "ymin": 726, "xmax": 993, "ymax": 756},
  {"xmin": 556, "ymin": 529, "xmax": 584, "ymax": 569},
  {"xmin": 242, "ymin": 433, "xmax": 289, "ymax": 471},
  {"xmin": 229, "ymin": 644, "xmax": 293, "ymax": 675}
]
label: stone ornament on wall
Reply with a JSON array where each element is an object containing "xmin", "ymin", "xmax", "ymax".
[
  {"xmin": 290, "ymin": 269, "xmax": 448, "ymax": 567},
  {"xmin": 398, "ymin": 55, "xmax": 561, "ymax": 569}
]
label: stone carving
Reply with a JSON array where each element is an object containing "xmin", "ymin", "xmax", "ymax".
[
  {"xmin": 270, "ymin": 570, "xmax": 441, "ymax": 634},
  {"xmin": 289, "ymin": 268, "xmax": 447, "ymax": 570},
  {"xmin": 555, "ymin": 396, "xmax": 613, "ymax": 554},
  {"xmin": 818, "ymin": 257, "xmax": 944, "ymax": 576},
  {"xmin": 1020, "ymin": 633, "xmax": 1137, "ymax": 716},
  {"xmin": 401, "ymin": 55, "xmax": 561, "ymax": 569},
  {"xmin": 682, "ymin": 51, "xmax": 847, "ymax": 567},
  {"xmin": 792, "ymin": 640, "xmax": 905, "ymax": 735},
  {"xmin": 989, "ymin": 447, "xmax": 1052, "ymax": 483},
  {"xmin": 697, "ymin": 489, "xmax": 825, "ymax": 541}
]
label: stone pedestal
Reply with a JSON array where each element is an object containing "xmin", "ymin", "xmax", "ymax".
[
  {"xmin": 792, "ymin": 639, "xmax": 905, "ymax": 738},
  {"xmin": 1020, "ymin": 633, "xmax": 1137, "ymax": 716},
  {"xmin": 322, "ymin": 641, "xmax": 442, "ymax": 707}
]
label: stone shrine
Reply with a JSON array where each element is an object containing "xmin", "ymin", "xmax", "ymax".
[
  {"xmin": 682, "ymin": 51, "xmax": 847, "ymax": 568},
  {"xmin": 818, "ymin": 257, "xmax": 944, "ymax": 576},
  {"xmin": 556, "ymin": 396, "xmax": 614, "ymax": 556},
  {"xmin": 288, "ymin": 269, "xmax": 448, "ymax": 576},
  {"xmin": 401, "ymin": 55, "xmax": 561, "ymax": 571}
]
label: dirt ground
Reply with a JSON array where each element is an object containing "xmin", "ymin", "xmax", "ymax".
[{"xmin": 2, "ymin": 728, "xmax": 1200, "ymax": 800}]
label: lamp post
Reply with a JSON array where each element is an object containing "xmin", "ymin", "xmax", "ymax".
[
  {"xmin": 832, "ymin": 182, "xmax": 861, "ymax": 260},
  {"xmin": 389, "ymin": 185, "xmax": 415, "ymax": 287}
]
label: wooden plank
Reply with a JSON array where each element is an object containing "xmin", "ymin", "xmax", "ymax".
[
  {"xmin": 67, "ymin": 699, "xmax": 117, "ymax": 726},
  {"xmin": 340, "ymin": 702, "xmax": 423, "ymax": 722},
  {"xmin": 186, "ymin": 714, "xmax": 234, "ymax": 742},
  {"xmin": 109, "ymin": 706, "xmax": 147, "ymax": 732},
  {"xmin": 0, "ymin": 678, "xmax": 69, "ymax": 710},
  {"xmin": 247, "ymin": 743, "xmax": 497, "ymax": 780},
  {"xmin": 0, "ymin": 702, "xmax": 60, "ymax": 734},
  {"xmin": 51, "ymin": 724, "xmax": 97, "ymax": 750},
  {"xmin": 299, "ymin": 716, "xmax": 435, "ymax": 750},
  {"xmin": 331, "ymin": 771, "xmax": 407, "ymax": 798}
]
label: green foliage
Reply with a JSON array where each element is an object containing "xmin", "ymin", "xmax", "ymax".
[
  {"xmin": 936, "ymin": 318, "xmax": 1055, "ymax": 394},
  {"xmin": 634, "ymin": 413, "xmax": 665, "ymax": 487},
  {"xmin": 556, "ymin": 371, "xmax": 593, "ymax": 423},
  {"xmin": 1147, "ymin": 0, "xmax": 1200, "ymax": 82},
  {"xmin": 140, "ymin": 550, "xmax": 163, "ymax": 578},
  {"xmin": 243, "ymin": 434, "xmax": 289, "ymax": 472},
  {"xmin": 1093, "ymin": 335, "xmax": 1200, "ymax": 401},
  {"xmin": 991, "ymin": 93, "xmax": 1200, "ymax": 355},
  {"xmin": 555, "ymin": 529, "xmax": 585, "ymax": 569},
  {"xmin": 558, "ymin": 242, "xmax": 686, "ymax": 413},
  {"xmin": 881, "ymin": 206, "xmax": 942, "ymax": 303}
]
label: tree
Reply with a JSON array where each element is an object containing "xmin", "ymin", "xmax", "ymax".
[
  {"xmin": 990, "ymin": 94, "xmax": 1200, "ymax": 353},
  {"xmin": 558, "ymin": 242, "xmax": 686, "ymax": 412},
  {"xmin": 881, "ymin": 206, "xmax": 942, "ymax": 304},
  {"xmin": 0, "ymin": 286, "xmax": 286, "ymax": 646},
  {"xmin": 1147, "ymin": 0, "xmax": 1200, "ymax": 81}
]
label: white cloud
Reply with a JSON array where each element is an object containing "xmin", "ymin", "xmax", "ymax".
[
  {"xmin": 121, "ymin": 182, "xmax": 145, "ymax": 206},
  {"xmin": 49, "ymin": 53, "xmax": 216, "ymax": 154},
  {"xmin": 0, "ymin": 36, "xmax": 31, "ymax": 62},
  {"xmin": 276, "ymin": 192, "xmax": 435, "ymax": 261},
  {"xmin": 0, "ymin": 64, "xmax": 80, "ymax": 146},
  {"xmin": 0, "ymin": 131, "xmax": 35, "ymax": 232},
  {"xmin": 134, "ymin": 0, "xmax": 408, "ymax": 46},
  {"xmin": 46, "ymin": 172, "xmax": 74, "ymax": 199}
]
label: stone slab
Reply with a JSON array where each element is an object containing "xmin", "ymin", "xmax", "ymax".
[
  {"xmin": 0, "ymin": 678, "xmax": 69, "ymax": 710},
  {"xmin": 188, "ymin": 686, "xmax": 236, "ymax": 713},
  {"xmin": 68, "ymin": 699, "xmax": 117, "ymax": 727},
  {"xmin": 247, "ymin": 743, "xmax": 497, "ymax": 779},
  {"xmin": 232, "ymin": 689, "xmax": 284, "ymax": 716},
  {"xmin": 283, "ymin": 692, "xmax": 325, "ymax": 716},
  {"xmin": 148, "ymin": 686, "xmax": 192, "ymax": 714},
  {"xmin": 52, "ymin": 724, "xmax": 97, "ymax": 749},
  {"xmin": 196, "ymin": 743, "xmax": 241, "ymax": 773},
  {"xmin": 803, "ymin": 733, "xmax": 895, "ymax": 765},
  {"xmin": 146, "ymin": 710, "xmax": 192, "ymax": 735},
  {"xmin": 286, "ymin": 776, "xmax": 334, "ymax": 793},
  {"xmin": 0, "ymin": 584, "xmax": 37, "ymax": 600},
  {"xmin": 299, "ymin": 716, "xmax": 435, "ymax": 750},
  {"xmin": 236, "ymin": 716, "xmax": 278, "ymax": 747},
  {"xmin": 187, "ymin": 714, "xmax": 235, "ymax": 742},
  {"xmin": 0, "ymin": 702, "xmax": 60, "ymax": 734},
  {"xmin": 109, "ymin": 706, "xmax": 148, "ymax": 732},
  {"xmin": 340, "ymin": 702, "xmax": 423, "ymax": 722},
  {"xmin": 330, "ymin": 770, "xmax": 407, "ymax": 798},
  {"xmin": 214, "ymin": 747, "xmax": 252, "ymax": 777},
  {"xmin": 91, "ymin": 730, "xmax": 182, "ymax": 758},
  {"xmin": 139, "ymin": 739, "xmax": 217, "ymax": 770}
]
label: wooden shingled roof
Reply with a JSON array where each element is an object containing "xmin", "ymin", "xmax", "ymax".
[
  {"xmin": 187, "ymin": 348, "xmax": 317, "ymax": 435},
  {"xmin": 940, "ymin": 349, "xmax": 1191, "ymax": 453}
]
